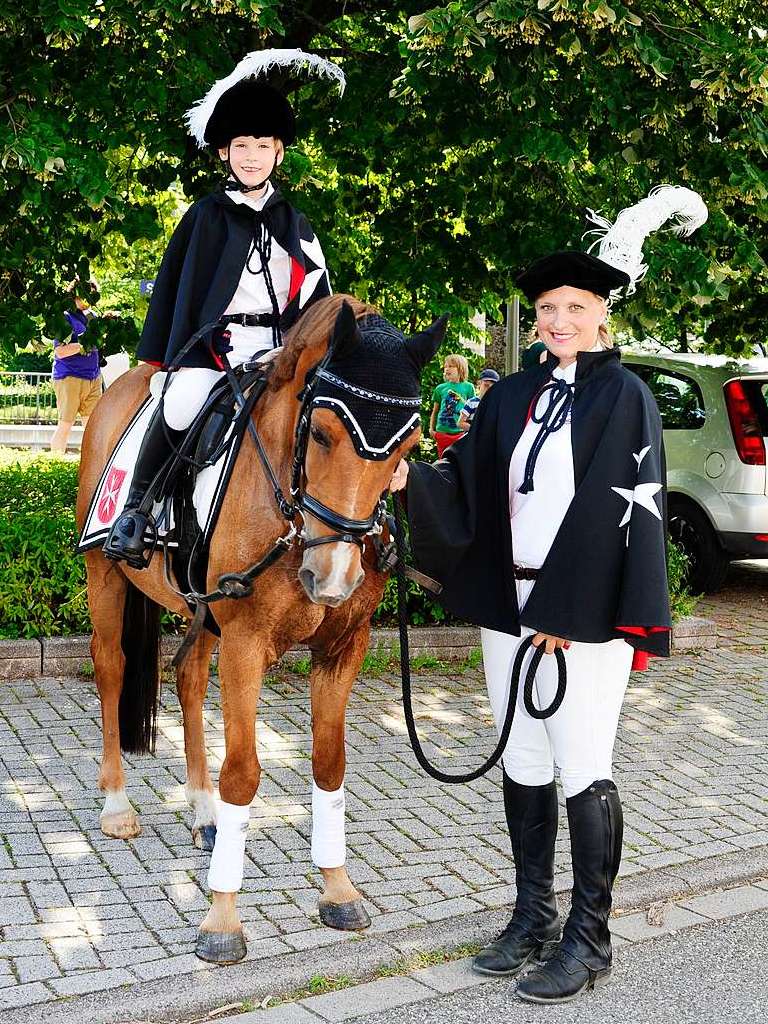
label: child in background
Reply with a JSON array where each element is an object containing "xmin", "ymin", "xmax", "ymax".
[
  {"xmin": 429, "ymin": 353, "xmax": 475, "ymax": 458},
  {"xmin": 458, "ymin": 367, "xmax": 500, "ymax": 432}
]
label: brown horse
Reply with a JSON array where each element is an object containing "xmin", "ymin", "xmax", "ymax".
[{"xmin": 76, "ymin": 295, "xmax": 445, "ymax": 964}]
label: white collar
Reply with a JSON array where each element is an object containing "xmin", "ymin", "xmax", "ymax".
[
  {"xmin": 552, "ymin": 343, "xmax": 602, "ymax": 384},
  {"xmin": 227, "ymin": 179, "xmax": 274, "ymax": 211}
]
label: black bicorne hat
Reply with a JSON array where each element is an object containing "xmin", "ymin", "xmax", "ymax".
[
  {"xmin": 186, "ymin": 49, "xmax": 345, "ymax": 150},
  {"xmin": 516, "ymin": 251, "xmax": 631, "ymax": 303},
  {"xmin": 203, "ymin": 81, "xmax": 296, "ymax": 148}
]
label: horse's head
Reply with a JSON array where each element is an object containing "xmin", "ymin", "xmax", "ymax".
[{"xmin": 296, "ymin": 300, "xmax": 447, "ymax": 606}]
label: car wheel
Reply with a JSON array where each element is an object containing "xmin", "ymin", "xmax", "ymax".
[{"xmin": 668, "ymin": 500, "xmax": 730, "ymax": 593}]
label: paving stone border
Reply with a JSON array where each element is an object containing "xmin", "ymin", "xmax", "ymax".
[
  {"xmin": 9, "ymin": 855, "xmax": 768, "ymax": 1024},
  {"xmin": 254, "ymin": 878, "xmax": 768, "ymax": 1024},
  {"xmin": 0, "ymin": 617, "xmax": 716, "ymax": 681}
]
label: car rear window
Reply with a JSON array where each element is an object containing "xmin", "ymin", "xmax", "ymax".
[{"xmin": 626, "ymin": 365, "xmax": 706, "ymax": 430}]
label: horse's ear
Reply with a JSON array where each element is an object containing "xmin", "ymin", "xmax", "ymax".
[
  {"xmin": 408, "ymin": 314, "xmax": 449, "ymax": 371},
  {"xmin": 329, "ymin": 300, "xmax": 362, "ymax": 361}
]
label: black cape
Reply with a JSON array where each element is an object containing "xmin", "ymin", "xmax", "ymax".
[
  {"xmin": 406, "ymin": 349, "xmax": 671, "ymax": 659},
  {"xmin": 136, "ymin": 188, "xmax": 330, "ymax": 370}
]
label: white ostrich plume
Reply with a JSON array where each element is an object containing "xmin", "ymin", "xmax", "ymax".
[
  {"xmin": 185, "ymin": 48, "xmax": 346, "ymax": 147},
  {"xmin": 583, "ymin": 185, "xmax": 708, "ymax": 298}
]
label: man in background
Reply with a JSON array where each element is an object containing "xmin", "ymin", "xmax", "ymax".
[{"xmin": 49, "ymin": 288, "xmax": 103, "ymax": 453}]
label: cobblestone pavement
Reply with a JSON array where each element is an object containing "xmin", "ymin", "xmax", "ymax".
[{"xmin": 0, "ymin": 563, "xmax": 766, "ymax": 1010}]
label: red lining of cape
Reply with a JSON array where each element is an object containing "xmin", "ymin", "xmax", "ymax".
[
  {"xmin": 617, "ymin": 625, "xmax": 670, "ymax": 672},
  {"xmin": 288, "ymin": 256, "xmax": 305, "ymax": 304}
]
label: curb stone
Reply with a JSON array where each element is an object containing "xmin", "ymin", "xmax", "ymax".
[
  {"xmin": 4, "ymin": 849, "xmax": 766, "ymax": 1024},
  {"xmin": 0, "ymin": 639, "xmax": 41, "ymax": 680},
  {"xmin": 217, "ymin": 878, "xmax": 768, "ymax": 1024},
  {"xmin": 0, "ymin": 617, "xmax": 716, "ymax": 681}
]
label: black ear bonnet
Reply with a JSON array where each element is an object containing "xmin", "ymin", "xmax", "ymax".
[{"xmin": 311, "ymin": 311, "xmax": 446, "ymax": 461}]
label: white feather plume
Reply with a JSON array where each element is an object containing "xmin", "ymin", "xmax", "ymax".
[
  {"xmin": 583, "ymin": 185, "xmax": 708, "ymax": 298},
  {"xmin": 185, "ymin": 48, "xmax": 346, "ymax": 147}
]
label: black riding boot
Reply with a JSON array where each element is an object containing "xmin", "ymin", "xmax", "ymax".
[
  {"xmin": 473, "ymin": 776, "xmax": 560, "ymax": 977},
  {"xmin": 517, "ymin": 779, "xmax": 623, "ymax": 1004},
  {"xmin": 104, "ymin": 407, "xmax": 183, "ymax": 569}
]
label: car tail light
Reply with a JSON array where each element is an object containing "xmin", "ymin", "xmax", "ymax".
[
  {"xmin": 755, "ymin": 534, "xmax": 768, "ymax": 542},
  {"xmin": 724, "ymin": 381, "xmax": 766, "ymax": 466}
]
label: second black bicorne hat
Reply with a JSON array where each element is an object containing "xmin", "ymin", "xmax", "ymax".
[{"xmin": 515, "ymin": 251, "xmax": 630, "ymax": 303}]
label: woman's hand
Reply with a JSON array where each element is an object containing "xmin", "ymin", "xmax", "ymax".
[
  {"xmin": 389, "ymin": 459, "xmax": 409, "ymax": 492},
  {"xmin": 531, "ymin": 633, "xmax": 571, "ymax": 656}
]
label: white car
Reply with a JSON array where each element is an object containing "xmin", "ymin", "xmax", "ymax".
[{"xmin": 623, "ymin": 351, "xmax": 768, "ymax": 592}]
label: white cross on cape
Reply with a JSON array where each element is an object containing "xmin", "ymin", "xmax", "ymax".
[{"xmin": 611, "ymin": 445, "xmax": 662, "ymax": 543}]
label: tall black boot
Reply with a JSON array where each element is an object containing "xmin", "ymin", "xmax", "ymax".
[
  {"xmin": 517, "ymin": 779, "xmax": 623, "ymax": 1004},
  {"xmin": 104, "ymin": 406, "xmax": 183, "ymax": 569},
  {"xmin": 473, "ymin": 776, "xmax": 560, "ymax": 977}
]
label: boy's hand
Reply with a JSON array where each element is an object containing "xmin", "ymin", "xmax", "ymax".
[{"xmin": 531, "ymin": 633, "xmax": 571, "ymax": 656}]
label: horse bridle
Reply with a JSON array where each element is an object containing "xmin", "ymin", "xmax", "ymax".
[{"xmin": 288, "ymin": 362, "xmax": 421, "ymax": 551}]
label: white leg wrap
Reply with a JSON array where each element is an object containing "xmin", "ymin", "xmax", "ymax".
[
  {"xmin": 100, "ymin": 789, "xmax": 133, "ymax": 819},
  {"xmin": 311, "ymin": 783, "xmax": 346, "ymax": 868},
  {"xmin": 207, "ymin": 801, "xmax": 250, "ymax": 893}
]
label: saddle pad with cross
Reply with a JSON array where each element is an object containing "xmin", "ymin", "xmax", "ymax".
[{"xmin": 77, "ymin": 373, "xmax": 240, "ymax": 555}]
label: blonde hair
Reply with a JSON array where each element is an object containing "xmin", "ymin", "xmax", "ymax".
[
  {"xmin": 598, "ymin": 319, "xmax": 614, "ymax": 349},
  {"xmin": 444, "ymin": 354, "xmax": 469, "ymax": 382}
]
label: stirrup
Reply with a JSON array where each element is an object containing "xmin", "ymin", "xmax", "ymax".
[{"xmin": 104, "ymin": 509, "xmax": 158, "ymax": 569}]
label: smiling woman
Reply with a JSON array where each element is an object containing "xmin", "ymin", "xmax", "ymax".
[
  {"xmin": 394, "ymin": 186, "xmax": 708, "ymax": 1007},
  {"xmin": 534, "ymin": 285, "xmax": 609, "ymax": 364}
]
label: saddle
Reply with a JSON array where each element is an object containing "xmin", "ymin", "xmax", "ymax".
[{"xmin": 159, "ymin": 364, "xmax": 270, "ymax": 635}]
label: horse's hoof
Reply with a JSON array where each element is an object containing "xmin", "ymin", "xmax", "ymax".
[
  {"xmin": 193, "ymin": 825, "xmax": 217, "ymax": 851},
  {"xmin": 100, "ymin": 812, "xmax": 141, "ymax": 840},
  {"xmin": 319, "ymin": 899, "xmax": 371, "ymax": 931},
  {"xmin": 195, "ymin": 929, "xmax": 247, "ymax": 965}
]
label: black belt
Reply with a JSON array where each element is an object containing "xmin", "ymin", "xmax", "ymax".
[
  {"xmin": 221, "ymin": 312, "xmax": 279, "ymax": 328},
  {"xmin": 513, "ymin": 564, "xmax": 540, "ymax": 580}
]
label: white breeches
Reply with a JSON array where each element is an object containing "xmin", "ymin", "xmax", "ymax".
[
  {"xmin": 161, "ymin": 327, "xmax": 277, "ymax": 432},
  {"xmin": 482, "ymin": 581, "xmax": 632, "ymax": 799}
]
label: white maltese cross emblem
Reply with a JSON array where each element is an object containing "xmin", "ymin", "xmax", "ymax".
[{"xmin": 611, "ymin": 445, "xmax": 662, "ymax": 543}]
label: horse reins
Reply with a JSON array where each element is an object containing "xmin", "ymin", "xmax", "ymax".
[
  {"xmin": 391, "ymin": 494, "xmax": 567, "ymax": 783},
  {"xmin": 167, "ymin": 339, "xmax": 402, "ymax": 665}
]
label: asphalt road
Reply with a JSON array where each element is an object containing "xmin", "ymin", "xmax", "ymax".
[{"xmin": 348, "ymin": 909, "xmax": 768, "ymax": 1024}]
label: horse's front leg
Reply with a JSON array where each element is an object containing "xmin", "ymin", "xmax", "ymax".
[
  {"xmin": 195, "ymin": 631, "xmax": 267, "ymax": 965},
  {"xmin": 311, "ymin": 627, "xmax": 371, "ymax": 931},
  {"xmin": 177, "ymin": 627, "xmax": 218, "ymax": 850}
]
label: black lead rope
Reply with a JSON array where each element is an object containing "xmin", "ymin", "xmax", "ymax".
[{"xmin": 393, "ymin": 495, "xmax": 567, "ymax": 784}]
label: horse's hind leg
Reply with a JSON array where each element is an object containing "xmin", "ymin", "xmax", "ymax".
[
  {"xmin": 176, "ymin": 628, "xmax": 218, "ymax": 850},
  {"xmin": 310, "ymin": 626, "xmax": 372, "ymax": 931},
  {"xmin": 87, "ymin": 554, "xmax": 141, "ymax": 839}
]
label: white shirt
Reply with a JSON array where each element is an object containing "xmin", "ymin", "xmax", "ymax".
[
  {"xmin": 508, "ymin": 359, "xmax": 579, "ymax": 570},
  {"xmin": 223, "ymin": 181, "xmax": 292, "ymax": 362}
]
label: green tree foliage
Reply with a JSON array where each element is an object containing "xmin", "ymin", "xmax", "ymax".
[
  {"xmin": 399, "ymin": 0, "xmax": 768, "ymax": 350},
  {"xmin": 1, "ymin": 1, "xmax": 766, "ymax": 370}
]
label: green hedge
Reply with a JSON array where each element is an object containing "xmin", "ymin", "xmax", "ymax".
[
  {"xmin": 0, "ymin": 451, "xmax": 89, "ymax": 638},
  {"xmin": 0, "ymin": 449, "xmax": 693, "ymax": 640}
]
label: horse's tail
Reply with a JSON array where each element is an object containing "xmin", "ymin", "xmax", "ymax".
[{"xmin": 118, "ymin": 578, "xmax": 162, "ymax": 755}]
